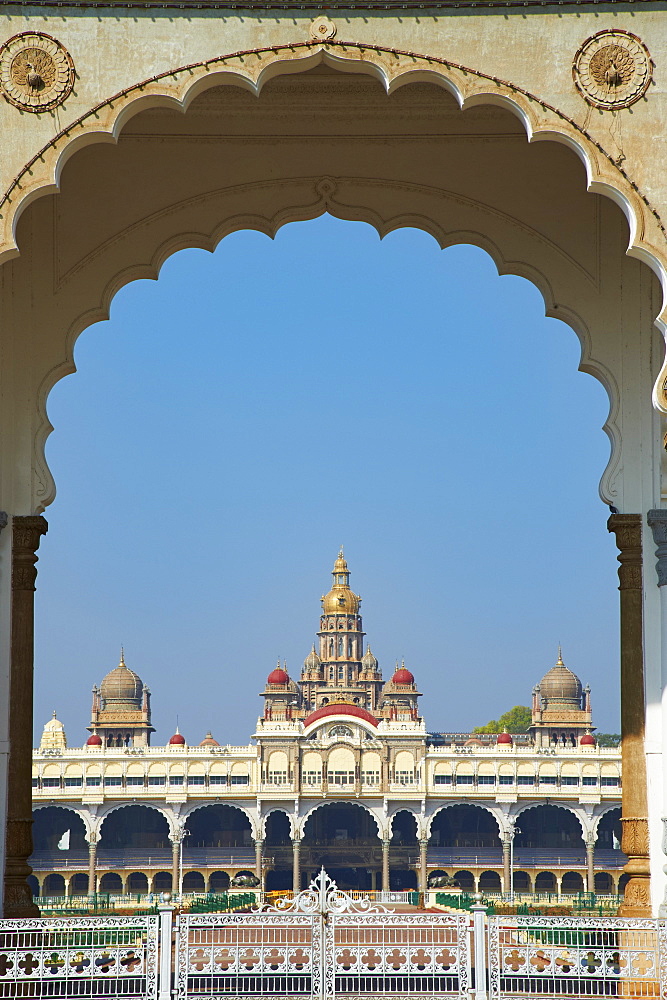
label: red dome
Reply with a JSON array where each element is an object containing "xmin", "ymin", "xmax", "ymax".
[
  {"xmin": 86, "ymin": 733, "xmax": 102, "ymax": 746},
  {"xmin": 496, "ymin": 732, "xmax": 513, "ymax": 745},
  {"xmin": 267, "ymin": 667, "xmax": 289, "ymax": 685},
  {"xmin": 304, "ymin": 702, "xmax": 378, "ymax": 728},
  {"xmin": 392, "ymin": 667, "xmax": 414, "ymax": 684},
  {"xmin": 580, "ymin": 733, "xmax": 596, "ymax": 746},
  {"xmin": 169, "ymin": 731, "xmax": 186, "ymax": 745}
]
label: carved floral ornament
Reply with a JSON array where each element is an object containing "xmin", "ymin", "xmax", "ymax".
[
  {"xmin": 0, "ymin": 32, "xmax": 74, "ymax": 113},
  {"xmin": 573, "ymin": 30, "xmax": 652, "ymax": 111}
]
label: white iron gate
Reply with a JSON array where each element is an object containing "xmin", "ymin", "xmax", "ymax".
[
  {"xmin": 0, "ymin": 914, "xmax": 158, "ymax": 998},
  {"xmin": 487, "ymin": 913, "xmax": 667, "ymax": 998},
  {"xmin": 175, "ymin": 869, "xmax": 471, "ymax": 1000}
]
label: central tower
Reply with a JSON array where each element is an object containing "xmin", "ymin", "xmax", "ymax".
[{"xmin": 299, "ymin": 550, "xmax": 383, "ymax": 714}]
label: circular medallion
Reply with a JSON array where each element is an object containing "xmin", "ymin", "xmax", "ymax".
[
  {"xmin": 309, "ymin": 17, "xmax": 337, "ymax": 42},
  {"xmin": 573, "ymin": 30, "xmax": 652, "ymax": 110},
  {"xmin": 0, "ymin": 32, "xmax": 75, "ymax": 113}
]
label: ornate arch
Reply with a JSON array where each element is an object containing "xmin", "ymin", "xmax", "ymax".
[
  {"xmin": 32, "ymin": 802, "xmax": 92, "ymax": 839},
  {"xmin": 97, "ymin": 800, "xmax": 173, "ymax": 836},
  {"xmin": 261, "ymin": 806, "xmax": 294, "ymax": 840},
  {"xmin": 0, "ymin": 41, "xmax": 663, "ymax": 512},
  {"xmin": 298, "ymin": 799, "xmax": 383, "ymax": 839},
  {"xmin": 182, "ymin": 800, "xmax": 256, "ymax": 838},
  {"xmin": 513, "ymin": 801, "xmax": 587, "ymax": 841},
  {"xmin": 426, "ymin": 800, "xmax": 503, "ymax": 839}
]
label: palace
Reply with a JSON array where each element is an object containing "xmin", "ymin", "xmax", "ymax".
[{"xmin": 30, "ymin": 553, "xmax": 622, "ymax": 899}]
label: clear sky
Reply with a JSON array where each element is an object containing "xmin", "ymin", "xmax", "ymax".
[{"xmin": 34, "ymin": 215, "xmax": 618, "ymax": 747}]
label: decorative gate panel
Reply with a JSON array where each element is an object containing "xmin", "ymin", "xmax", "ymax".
[
  {"xmin": 487, "ymin": 914, "xmax": 665, "ymax": 999},
  {"xmin": 176, "ymin": 869, "xmax": 471, "ymax": 1000},
  {"xmin": 0, "ymin": 914, "xmax": 158, "ymax": 998},
  {"xmin": 328, "ymin": 911, "xmax": 469, "ymax": 999},
  {"xmin": 176, "ymin": 912, "xmax": 320, "ymax": 999}
]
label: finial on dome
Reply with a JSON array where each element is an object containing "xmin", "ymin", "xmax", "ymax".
[
  {"xmin": 52, "ymin": 709, "xmax": 57, "ymax": 719},
  {"xmin": 556, "ymin": 645, "xmax": 564, "ymax": 666},
  {"xmin": 119, "ymin": 646, "xmax": 125, "ymax": 666}
]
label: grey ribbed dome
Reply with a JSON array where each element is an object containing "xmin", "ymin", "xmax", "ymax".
[
  {"xmin": 100, "ymin": 653, "xmax": 143, "ymax": 709},
  {"xmin": 539, "ymin": 651, "xmax": 582, "ymax": 707}
]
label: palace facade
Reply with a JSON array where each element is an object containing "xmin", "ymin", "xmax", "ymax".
[{"xmin": 31, "ymin": 553, "xmax": 623, "ymax": 898}]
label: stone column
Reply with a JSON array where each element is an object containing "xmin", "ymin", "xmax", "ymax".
[
  {"xmin": 87, "ymin": 833, "xmax": 98, "ymax": 895},
  {"xmin": 4, "ymin": 515, "xmax": 47, "ymax": 917},
  {"xmin": 254, "ymin": 838, "xmax": 264, "ymax": 888},
  {"xmin": 502, "ymin": 836, "xmax": 511, "ymax": 894},
  {"xmin": 419, "ymin": 838, "xmax": 428, "ymax": 893},
  {"xmin": 171, "ymin": 835, "xmax": 181, "ymax": 897},
  {"xmin": 648, "ymin": 509, "xmax": 667, "ymax": 915},
  {"xmin": 608, "ymin": 513, "xmax": 650, "ymax": 915},
  {"xmin": 292, "ymin": 839, "xmax": 301, "ymax": 894},
  {"xmin": 382, "ymin": 839, "xmax": 390, "ymax": 891},
  {"xmin": 585, "ymin": 834, "xmax": 596, "ymax": 894}
]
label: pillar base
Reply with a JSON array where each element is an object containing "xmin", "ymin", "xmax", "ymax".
[
  {"xmin": 3, "ymin": 877, "xmax": 39, "ymax": 917},
  {"xmin": 617, "ymin": 875, "xmax": 651, "ymax": 916}
]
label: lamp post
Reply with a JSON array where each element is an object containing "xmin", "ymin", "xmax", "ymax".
[
  {"xmin": 509, "ymin": 824, "xmax": 521, "ymax": 904},
  {"xmin": 178, "ymin": 829, "xmax": 190, "ymax": 900}
]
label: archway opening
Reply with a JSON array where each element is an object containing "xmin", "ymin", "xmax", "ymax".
[
  {"xmin": 99, "ymin": 872, "xmax": 123, "ymax": 894},
  {"xmin": 184, "ymin": 805, "xmax": 253, "ymax": 851},
  {"xmin": 99, "ymin": 805, "xmax": 170, "ymax": 852},
  {"xmin": 31, "ymin": 807, "xmax": 87, "ymax": 853},
  {"xmin": 302, "ymin": 803, "xmax": 379, "ymax": 889},
  {"xmin": 515, "ymin": 806, "xmax": 584, "ymax": 851},
  {"xmin": 430, "ymin": 806, "xmax": 501, "ymax": 850},
  {"xmin": 209, "ymin": 871, "xmax": 230, "ymax": 893}
]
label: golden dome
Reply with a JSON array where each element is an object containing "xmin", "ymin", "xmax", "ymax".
[
  {"xmin": 321, "ymin": 549, "xmax": 361, "ymax": 614},
  {"xmin": 538, "ymin": 649, "xmax": 583, "ymax": 707},
  {"xmin": 100, "ymin": 651, "xmax": 143, "ymax": 709}
]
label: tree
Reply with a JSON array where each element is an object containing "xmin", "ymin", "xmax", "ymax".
[
  {"xmin": 473, "ymin": 705, "xmax": 532, "ymax": 734},
  {"xmin": 595, "ymin": 733, "xmax": 621, "ymax": 748}
]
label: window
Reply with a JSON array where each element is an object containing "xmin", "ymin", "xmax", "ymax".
[
  {"xmin": 32, "ymin": 778, "xmax": 39, "ymax": 787},
  {"xmin": 303, "ymin": 771, "xmax": 322, "ymax": 785},
  {"xmin": 267, "ymin": 771, "xmax": 288, "ymax": 785},
  {"xmin": 230, "ymin": 774, "xmax": 249, "ymax": 785},
  {"xmin": 499, "ymin": 775, "xmax": 514, "ymax": 785},
  {"xmin": 328, "ymin": 771, "xmax": 354, "ymax": 785},
  {"xmin": 148, "ymin": 776, "xmax": 166, "ymax": 786},
  {"xmin": 477, "ymin": 775, "xmax": 496, "ymax": 785},
  {"xmin": 188, "ymin": 775, "xmax": 206, "ymax": 785},
  {"xmin": 104, "ymin": 776, "xmax": 122, "ymax": 786},
  {"xmin": 126, "ymin": 776, "xmax": 144, "ymax": 786},
  {"xmin": 561, "ymin": 776, "xmax": 580, "ymax": 785},
  {"xmin": 169, "ymin": 775, "xmax": 184, "ymax": 785},
  {"xmin": 361, "ymin": 771, "xmax": 379, "ymax": 785},
  {"xmin": 456, "ymin": 774, "xmax": 474, "ymax": 784},
  {"xmin": 42, "ymin": 777, "xmax": 60, "ymax": 787},
  {"xmin": 600, "ymin": 776, "xmax": 620, "ymax": 786},
  {"xmin": 64, "ymin": 777, "xmax": 83, "ymax": 787},
  {"xmin": 394, "ymin": 771, "xmax": 415, "ymax": 785},
  {"xmin": 209, "ymin": 775, "xmax": 227, "ymax": 785},
  {"xmin": 434, "ymin": 774, "xmax": 452, "ymax": 785},
  {"xmin": 86, "ymin": 776, "xmax": 101, "ymax": 786},
  {"xmin": 582, "ymin": 776, "xmax": 598, "ymax": 786},
  {"xmin": 540, "ymin": 775, "xmax": 557, "ymax": 784},
  {"xmin": 517, "ymin": 775, "xmax": 535, "ymax": 785}
]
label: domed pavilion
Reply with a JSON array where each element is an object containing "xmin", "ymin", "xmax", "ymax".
[
  {"xmin": 530, "ymin": 648, "xmax": 593, "ymax": 748},
  {"xmin": 88, "ymin": 650, "xmax": 154, "ymax": 747}
]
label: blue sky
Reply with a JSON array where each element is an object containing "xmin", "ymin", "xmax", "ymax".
[{"xmin": 34, "ymin": 215, "xmax": 618, "ymax": 746}]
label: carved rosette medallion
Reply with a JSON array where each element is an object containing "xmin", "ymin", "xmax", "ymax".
[
  {"xmin": 573, "ymin": 30, "xmax": 652, "ymax": 110},
  {"xmin": 309, "ymin": 17, "xmax": 337, "ymax": 42},
  {"xmin": 0, "ymin": 32, "xmax": 75, "ymax": 113}
]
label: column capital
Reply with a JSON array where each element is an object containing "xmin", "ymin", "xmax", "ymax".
[
  {"xmin": 12, "ymin": 516, "xmax": 47, "ymax": 592},
  {"xmin": 648, "ymin": 510, "xmax": 667, "ymax": 585},
  {"xmin": 607, "ymin": 513, "xmax": 642, "ymax": 591}
]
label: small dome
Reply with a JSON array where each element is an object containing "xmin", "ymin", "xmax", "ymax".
[
  {"xmin": 199, "ymin": 731, "xmax": 220, "ymax": 747},
  {"xmin": 86, "ymin": 733, "xmax": 103, "ymax": 747},
  {"xmin": 392, "ymin": 662, "xmax": 414, "ymax": 685},
  {"xmin": 304, "ymin": 646, "xmax": 321, "ymax": 670},
  {"xmin": 267, "ymin": 663, "xmax": 289, "ymax": 684},
  {"xmin": 580, "ymin": 733, "xmax": 596, "ymax": 746},
  {"xmin": 169, "ymin": 729, "xmax": 186, "ymax": 746},
  {"xmin": 362, "ymin": 647, "xmax": 378, "ymax": 670},
  {"xmin": 497, "ymin": 732, "xmax": 513, "ymax": 745},
  {"xmin": 538, "ymin": 649, "xmax": 583, "ymax": 706},
  {"xmin": 100, "ymin": 651, "xmax": 143, "ymax": 709},
  {"xmin": 321, "ymin": 550, "xmax": 361, "ymax": 615}
]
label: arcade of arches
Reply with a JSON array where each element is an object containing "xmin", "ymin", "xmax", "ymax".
[{"xmin": 2, "ymin": 0, "xmax": 667, "ymax": 919}]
